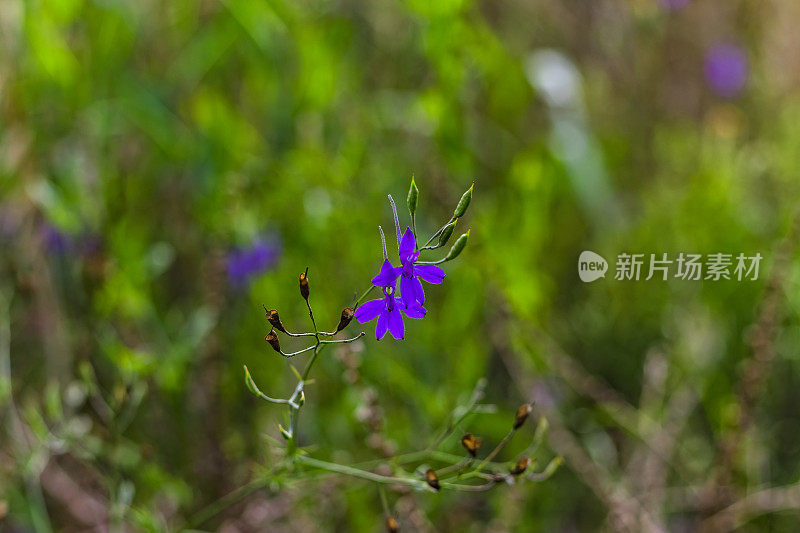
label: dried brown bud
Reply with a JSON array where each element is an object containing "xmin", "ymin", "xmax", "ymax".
[
  {"xmin": 425, "ymin": 469, "xmax": 440, "ymax": 491},
  {"xmin": 460, "ymin": 433, "xmax": 482, "ymax": 458},
  {"xmin": 385, "ymin": 516, "xmax": 399, "ymax": 533},
  {"xmin": 299, "ymin": 268, "xmax": 310, "ymax": 301},
  {"xmin": 265, "ymin": 329, "xmax": 281, "ymax": 353},
  {"xmin": 513, "ymin": 403, "xmax": 532, "ymax": 430},
  {"xmin": 336, "ymin": 307, "xmax": 354, "ymax": 332},
  {"xmin": 510, "ymin": 457, "xmax": 530, "ymax": 476},
  {"xmin": 264, "ymin": 307, "xmax": 286, "ymax": 333}
]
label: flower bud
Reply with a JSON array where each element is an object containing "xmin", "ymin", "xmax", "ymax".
[
  {"xmin": 265, "ymin": 329, "xmax": 281, "ymax": 353},
  {"xmin": 442, "ymin": 231, "xmax": 469, "ymax": 262},
  {"xmin": 264, "ymin": 306, "xmax": 286, "ymax": 333},
  {"xmin": 425, "ymin": 468, "xmax": 440, "ymax": 491},
  {"xmin": 298, "ymin": 390, "xmax": 305, "ymax": 407},
  {"xmin": 438, "ymin": 220, "xmax": 457, "ymax": 247},
  {"xmin": 244, "ymin": 365, "xmax": 260, "ymax": 397},
  {"xmin": 336, "ymin": 307, "xmax": 354, "ymax": 332},
  {"xmin": 513, "ymin": 403, "xmax": 532, "ymax": 430},
  {"xmin": 452, "ymin": 183, "xmax": 473, "ymax": 218},
  {"xmin": 386, "ymin": 516, "xmax": 399, "ymax": 533},
  {"xmin": 460, "ymin": 433, "xmax": 482, "ymax": 458},
  {"xmin": 407, "ymin": 176, "xmax": 419, "ymax": 218},
  {"xmin": 510, "ymin": 456, "xmax": 530, "ymax": 476},
  {"xmin": 278, "ymin": 424, "xmax": 291, "ymax": 440},
  {"xmin": 299, "ymin": 268, "xmax": 310, "ymax": 301}
]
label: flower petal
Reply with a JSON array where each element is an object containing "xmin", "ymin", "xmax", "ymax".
[
  {"xmin": 388, "ymin": 307, "xmax": 405, "ymax": 340},
  {"xmin": 412, "ymin": 276, "xmax": 425, "ymax": 303},
  {"xmin": 376, "ymin": 309, "xmax": 390, "ymax": 340},
  {"xmin": 371, "ymin": 259, "xmax": 401, "ymax": 287},
  {"xmin": 400, "ymin": 275, "xmax": 418, "ymax": 306},
  {"xmin": 399, "ymin": 227, "xmax": 416, "ymax": 260},
  {"xmin": 401, "ymin": 299, "xmax": 426, "ymax": 319},
  {"xmin": 355, "ymin": 299, "xmax": 385, "ymax": 323},
  {"xmin": 414, "ymin": 264, "xmax": 446, "ymax": 284}
]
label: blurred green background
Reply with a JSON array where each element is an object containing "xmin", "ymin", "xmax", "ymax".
[{"xmin": 3, "ymin": 0, "xmax": 800, "ymax": 531}]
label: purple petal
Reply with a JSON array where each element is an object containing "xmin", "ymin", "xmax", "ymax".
[
  {"xmin": 400, "ymin": 275, "xmax": 417, "ymax": 306},
  {"xmin": 388, "ymin": 307, "xmax": 405, "ymax": 340},
  {"xmin": 398, "ymin": 227, "xmax": 416, "ymax": 260},
  {"xmin": 376, "ymin": 309, "xmax": 390, "ymax": 340},
  {"xmin": 414, "ymin": 264, "xmax": 445, "ymax": 284},
  {"xmin": 355, "ymin": 299, "xmax": 385, "ymax": 323},
  {"xmin": 412, "ymin": 276, "xmax": 425, "ymax": 303},
  {"xmin": 401, "ymin": 299, "xmax": 426, "ymax": 319},
  {"xmin": 371, "ymin": 259, "xmax": 401, "ymax": 287}
]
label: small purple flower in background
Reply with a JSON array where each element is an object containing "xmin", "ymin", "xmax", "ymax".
[
  {"xmin": 704, "ymin": 43, "xmax": 748, "ymax": 98},
  {"xmin": 355, "ymin": 283, "xmax": 425, "ymax": 340},
  {"xmin": 397, "ymin": 227, "xmax": 445, "ymax": 307},
  {"xmin": 227, "ymin": 234, "xmax": 282, "ymax": 288},
  {"xmin": 41, "ymin": 223, "xmax": 73, "ymax": 255},
  {"xmin": 659, "ymin": 0, "xmax": 689, "ymax": 11}
]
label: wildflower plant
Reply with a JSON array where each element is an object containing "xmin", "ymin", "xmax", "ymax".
[{"xmin": 236, "ymin": 178, "xmax": 560, "ymax": 530}]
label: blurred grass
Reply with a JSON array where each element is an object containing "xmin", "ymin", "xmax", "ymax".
[{"xmin": 2, "ymin": 0, "xmax": 800, "ymax": 531}]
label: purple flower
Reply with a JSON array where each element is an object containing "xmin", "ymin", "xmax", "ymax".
[
  {"xmin": 227, "ymin": 234, "xmax": 282, "ymax": 288},
  {"xmin": 659, "ymin": 0, "xmax": 689, "ymax": 10},
  {"xmin": 41, "ymin": 223, "xmax": 73, "ymax": 255},
  {"xmin": 704, "ymin": 44, "xmax": 748, "ymax": 98},
  {"xmin": 354, "ymin": 283, "xmax": 426, "ymax": 340},
  {"xmin": 396, "ymin": 227, "xmax": 445, "ymax": 307}
]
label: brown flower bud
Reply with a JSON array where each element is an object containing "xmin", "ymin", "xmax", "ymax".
[
  {"xmin": 460, "ymin": 433, "xmax": 482, "ymax": 458},
  {"xmin": 299, "ymin": 268, "xmax": 310, "ymax": 301},
  {"xmin": 385, "ymin": 516, "xmax": 399, "ymax": 533},
  {"xmin": 265, "ymin": 329, "xmax": 281, "ymax": 353},
  {"xmin": 264, "ymin": 306, "xmax": 286, "ymax": 333},
  {"xmin": 425, "ymin": 469, "xmax": 440, "ymax": 491},
  {"xmin": 336, "ymin": 307, "xmax": 354, "ymax": 332},
  {"xmin": 510, "ymin": 456, "xmax": 530, "ymax": 476},
  {"xmin": 513, "ymin": 403, "xmax": 532, "ymax": 430}
]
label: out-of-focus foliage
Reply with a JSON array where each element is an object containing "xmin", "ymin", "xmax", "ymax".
[{"xmin": 2, "ymin": 0, "xmax": 800, "ymax": 531}]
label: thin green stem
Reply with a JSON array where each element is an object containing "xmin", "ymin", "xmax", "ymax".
[
  {"xmin": 354, "ymin": 285, "xmax": 377, "ymax": 309},
  {"xmin": 280, "ymin": 345, "xmax": 316, "ymax": 358},
  {"xmin": 296, "ymin": 455, "xmax": 428, "ymax": 489},
  {"xmin": 320, "ymin": 332, "xmax": 365, "ymax": 344},
  {"xmin": 475, "ymin": 429, "xmax": 516, "ymax": 473}
]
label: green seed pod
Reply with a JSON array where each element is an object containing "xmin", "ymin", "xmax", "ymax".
[
  {"xmin": 452, "ymin": 183, "xmax": 473, "ymax": 218},
  {"xmin": 438, "ymin": 220, "xmax": 457, "ymax": 247},
  {"xmin": 443, "ymin": 231, "xmax": 469, "ymax": 262},
  {"xmin": 407, "ymin": 175, "xmax": 419, "ymax": 217}
]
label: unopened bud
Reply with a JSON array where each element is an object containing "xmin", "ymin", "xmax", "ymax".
[
  {"xmin": 452, "ymin": 183, "xmax": 473, "ymax": 218},
  {"xmin": 278, "ymin": 424, "xmax": 291, "ymax": 440},
  {"xmin": 407, "ymin": 175, "xmax": 419, "ymax": 218},
  {"xmin": 510, "ymin": 457, "xmax": 530, "ymax": 476},
  {"xmin": 386, "ymin": 516, "xmax": 399, "ymax": 533},
  {"xmin": 299, "ymin": 268, "xmax": 310, "ymax": 301},
  {"xmin": 442, "ymin": 231, "xmax": 469, "ymax": 262},
  {"xmin": 336, "ymin": 307, "xmax": 354, "ymax": 332},
  {"xmin": 264, "ymin": 306, "xmax": 286, "ymax": 333},
  {"xmin": 513, "ymin": 403, "xmax": 532, "ymax": 430},
  {"xmin": 438, "ymin": 220, "xmax": 457, "ymax": 247},
  {"xmin": 425, "ymin": 468, "xmax": 440, "ymax": 491},
  {"xmin": 265, "ymin": 329, "xmax": 281, "ymax": 353},
  {"xmin": 460, "ymin": 433, "xmax": 482, "ymax": 458},
  {"xmin": 298, "ymin": 390, "xmax": 305, "ymax": 407}
]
